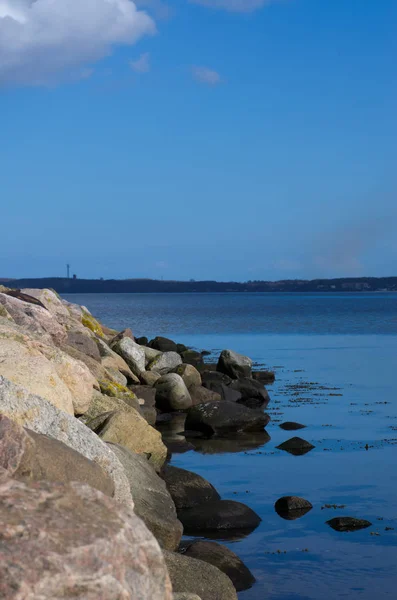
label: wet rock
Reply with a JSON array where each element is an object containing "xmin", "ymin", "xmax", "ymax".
[
  {"xmin": 0, "ymin": 478, "xmax": 172, "ymax": 600},
  {"xmin": 87, "ymin": 409, "xmax": 167, "ymax": 472},
  {"xmin": 190, "ymin": 385, "xmax": 222, "ymax": 406},
  {"xmin": 164, "ymin": 550, "xmax": 237, "ymax": 600},
  {"xmin": 148, "ymin": 351, "xmax": 183, "ymax": 375},
  {"xmin": 173, "ymin": 364, "xmax": 202, "ymax": 389},
  {"xmin": 203, "ymin": 381, "xmax": 242, "ymax": 403},
  {"xmin": 180, "ymin": 350, "xmax": 204, "ymax": 367},
  {"xmin": 0, "ymin": 414, "xmax": 114, "ymax": 497},
  {"xmin": 201, "ymin": 370, "xmax": 232, "ymax": 386},
  {"xmin": 275, "ymin": 496, "xmax": 313, "ymax": 520},
  {"xmin": 155, "ymin": 373, "xmax": 192, "ymax": 411},
  {"xmin": 111, "ymin": 337, "xmax": 146, "ymax": 377},
  {"xmin": 179, "ymin": 540, "xmax": 255, "ymax": 592},
  {"xmin": 252, "ymin": 370, "xmax": 276, "ymax": 384},
  {"xmin": 277, "ymin": 437, "xmax": 315, "ymax": 456},
  {"xmin": 66, "ymin": 330, "xmax": 101, "ymax": 361},
  {"xmin": 327, "ymin": 517, "xmax": 372, "ymax": 532},
  {"xmin": 149, "ymin": 336, "xmax": 178, "ymax": 352},
  {"xmin": 188, "ymin": 431, "xmax": 271, "ymax": 455},
  {"xmin": 217, "ymin": 350, "xmax": 252, "ymax": 380},
  {"xmin": 109, "ymin": 444, "xmax": 183, "ymax": 550},
  {"xmin": 279, "ymin": 422, "xmax": 306, "ymax": 431},
  {"xmin": 0, "ymin": 377, "xmax": 132, "ymax": 504},
  {"xmin": 162, "ymin": 465, "xmax": 220, "ymax": 510},
  {"xmin": 185, "ymin": 401, "xmax": 270, "ymax": 437},
  {"xmin": 177, "ymin": 500, "xmax": 261, "ymax": 534},
  {"xmin": 230, "ymin": 378, "xmax": 270, "ymax": 407}
]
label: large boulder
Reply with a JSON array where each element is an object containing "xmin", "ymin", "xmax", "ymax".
[
  {"xmin": 112, "ymin": 337, "xmax": 146, "ymax": 377},
  {"xmin": 96, "ymin": 338, "xmax": 139, "ymax": 383},
  {"xmin": 173, "ymin": 364, "xmax": 202, "ymax": 390},
  {"xmin": 87, "ymin": 409, "xmax": 167, "ymax": 471},
  {"xmin": 164, "ymin": 551, "xmax": 237, "ymax": 600},
  {"xmin": 180, "ymin": 540, "xmax": 255, "ymax": 592},
  {"xmin": 0, "ymin": 376, "xmax": 132, "ymax": 505},
  {"xmin": 0, "ymin": 478, "xmax": 172, "ymax": 600},
  {"xmin": 109, "ymin": 444, "xmax": 183, "ymax": 551},
  {"xmin": 190, "ymin": 385, "xmax": 222, "ymax": 406},
  {"xmin": 217, "ymin": 350, "xmax": 252, "ymax": 380},
  {"xmin": 155, "ymin": 374, "xmax": 192, "ymax": 412},
  {"xmin": 0, "ymin": 415, "xmax": 114, "ymax": 497},
  {"xmin": 177, "ymin": 500, "xmax": 261, "ymax": 534},
  {"xmin": 185, "ymin": 401, "xmax": 270, "ymax": 437},
  {"xmin": 162, "ymin": 465, "xmax": 220, "ymax": 510},
  {"xmin": 201, "ymin": 371, "xmax": 232, "ymax": 386},
  {"xmin": 21, "ymin": 288, "xmax": 73, "ymax": 326},
  {"xmin": 148, "ymin": 351, "xmax": 182, "ymax": 375},
  {"xmin": 149, "ymin": 336, "xmax": 178, "ymax": 352},
  {"xmin": 0, "ymin": 292, "xmax": 67, "ymax": 346}
]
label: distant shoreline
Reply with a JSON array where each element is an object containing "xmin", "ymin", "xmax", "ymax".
[{"xmin": 2, "ymin": 276, "xmax": 397, "ymax": 294}]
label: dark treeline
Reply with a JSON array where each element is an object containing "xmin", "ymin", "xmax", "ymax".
[{"xmin": 2, "ymin": 277, "xmax": 397, "ymax": 293}]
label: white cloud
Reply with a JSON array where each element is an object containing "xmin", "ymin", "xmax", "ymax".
[
  {"xmin": 190, "ymin": 0, "xmax": 279, "ymax": 12},
  {"xmin": 0, "ymin": 0, "xmax": 156, "ymax": 86},
  {"xmin": 130, "ymin": 52, "xmax": 150, "ymax": 73},
  {"xmin": 191, "ymin": 66, "xmax": 222, "ymax": 85}
]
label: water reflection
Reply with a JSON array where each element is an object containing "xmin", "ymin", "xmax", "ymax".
[{"xmin": 186, "ymin": 431, "xmax": 271, "ymax": 454}]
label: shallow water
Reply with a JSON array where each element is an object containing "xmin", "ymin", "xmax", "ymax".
[{"xmin": 64, "ymin": 293, "xmax": 397, "ymax": 600}]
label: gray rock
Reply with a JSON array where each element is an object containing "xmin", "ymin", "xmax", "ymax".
[
  {"xmin": 109, "ymin": 444, "xmax": 183, "ymax": 551},
  {"xmin": 164, "ymin": 551, "xmax": 237, "ymax": 600},
  {"xmin": 180, "ymin": 540, "xmax": 255, "ymax": 592},
  {"xmin": 230, "ymin": 377, "xmax": 270, "ymax": 407},
  {"xmin": 0, "ymin": 414, "xmax": 114, "ymax": 497},
  {"xmin": 162, "ymin": 465, "xmax": 220, "ymax": 510},
  {"xmin": 190, "ymin": 385, "xmax": 222, "ymax": 406},
  {"xmin": 66, "ymin": 330, "xmax": 101, "ymax": 361},
  {"xmin": 173, "ymin": 364, "xmax": 202, "ymax": 390},
  {"xmin": 0, "ymin": 376, "xmax": 132, "ymax": 505},
  {"xmin": 148, "ymin": 352, "xmax": 183, "ymax": 375},
  {"xmin": 0, "ymin": 478, "xmax": 172, "ymax": 600},
  {"xmin": 217, "ymin": 350, "xmax": 252, "ymax": 380},
  {"xmin": 142, "ymin": 345, "xmax": 162, "ymax": 364},
  {"xmin": 112, "ymin": 337, "xmax": 146, "ymax": 377},
  {"xmin": 140, "ymin": 370, "xmax": 162, "ymax": 386},
  {"xmin": 177, "ymin": 500, "xmax": 261, "ymax": 534},
  {"xmin": 185, "ymin": 401, "xmax": 270, "ymax": 437},
  {"xmin": 109, "ymin": 328, "xmax": 134, "ymax": 345},
  {"xmin": 155, "ymin": 373, "xmax": 192, "ymax": 411}
]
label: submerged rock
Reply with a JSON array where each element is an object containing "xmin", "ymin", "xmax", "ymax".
[
  {"xmin": 162, "ymin": 465, "xmax": 221, "ymax": 510},
  {"xmin": 279, "ymin": 422, "xmax": 307, "ymax": 431},
  {"xmin": 327, "ymin": 517, "xmax": 372, "ymax": 532},
  {"xmin": 217, "ymin": 350, "xmax": 252, "ymax": 380},
  {"xmin": 0, "ymin": 478, "xmax": 172, "ymax": 600},
  {"xmin": 277, "ymin": 437, "xmax": 315, "ymax": 456},
  {"xmin": 185, "ymin": 401, "xmax": 270, "ymax": 437},
  {"xmin": 179, "ymin": 540, "xmax": 255, "ymax": 592},
  {"xmin": 177, "ymin": 500, "xmax": 261, "ymax": 534},
  {"xmin": 109, "ymin": 444, "xmax": 183, "ymax": 551},
  {"xmin": 164, "ymin": 550, "xmax": 237, "ymax": 600},
  {"xmin": 275, "ymin": 496, "xmax": 313, "ymax": 520}
]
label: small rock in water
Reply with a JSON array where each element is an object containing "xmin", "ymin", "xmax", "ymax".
[
  {"xmin": 275, "ymin": 496, "xmax": 313, "ymax": 520},
  {"xmin": 327, "ymin": 517, "xmax": 372, "ymax": 532},
  {"xmin": 177, "ymin": 499, "xmax": 261, "ymax": 534},
  {"xmin": 277, "ymin": 437, "xmax": 315, "ymax": 456},
  {"xmin": 279, "ymin": 422, "xmax": 306, "ymax": 431}
]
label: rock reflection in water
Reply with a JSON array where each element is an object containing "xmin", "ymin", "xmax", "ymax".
[{"xmin": 186, "ymin": 431, "xmax": 271, "ymax": 454}]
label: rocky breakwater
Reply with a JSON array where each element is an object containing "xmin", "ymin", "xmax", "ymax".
[{"xmin": 0, "ymin": 288, "xmax": 272, "ymax": 599}]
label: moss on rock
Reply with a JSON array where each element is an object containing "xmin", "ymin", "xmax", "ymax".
[{"xmin": 82, "ymin": 311, "xmax": 104, "ymax": 337}]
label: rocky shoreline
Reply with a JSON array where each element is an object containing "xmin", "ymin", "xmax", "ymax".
[{"xmin": 0, "ymin": 286, "xmax": 281, "ymax": 599}]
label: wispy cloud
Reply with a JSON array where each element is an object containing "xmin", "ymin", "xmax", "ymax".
[
  {"xmin": 130, "ymin": 52, "xmax": 151, "ymax": 73},
  {"xmin": 189, "ymin": 0, "xmax": 280, "ymax": 13},
  {"xmin": 0, "ymin": 0, "xmax": 155, "ymax": 86},
  {"xmin": 191, "ymin": 66, "xmax": 222, "ymax": 85}
]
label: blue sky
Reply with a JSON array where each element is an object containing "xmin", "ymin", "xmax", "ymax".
[{"xmin": 1, "ymin": 0, "xmax": 396, "ymax": 281}]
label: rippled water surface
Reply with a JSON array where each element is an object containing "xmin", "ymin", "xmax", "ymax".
[{"xmin": 64, "ymin": 293, "xmax": 397, "ymax": 600}]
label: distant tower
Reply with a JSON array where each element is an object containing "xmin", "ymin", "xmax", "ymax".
[{"xmin": 66, "ymin": 264, "xmax": 70, "ymax": 279}]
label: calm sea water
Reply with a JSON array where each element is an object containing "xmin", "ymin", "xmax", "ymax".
[{"xmin": 64, "ymin": 293, "xmax": 397, "ymax": 600}]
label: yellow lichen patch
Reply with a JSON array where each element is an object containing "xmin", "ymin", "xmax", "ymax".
[
  {"xmin": 99, "ymin": 380, "xmax": 137, "ymax": 402},
  {"xmin": 81, "ymin": 311, "xmax": 104, "ymax": 337}
]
